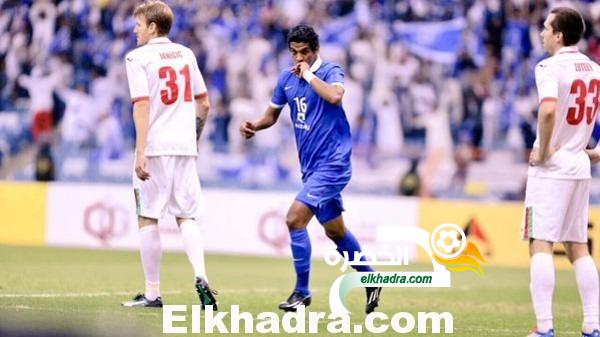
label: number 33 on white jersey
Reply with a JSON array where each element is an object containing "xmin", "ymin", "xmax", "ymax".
[{"xmin": 530, "ymin": 46, "xmax": 600, "ymax": 180}]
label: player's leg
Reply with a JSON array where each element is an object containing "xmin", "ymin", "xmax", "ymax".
[
  {"xmin": 137, "ymin": 216, "xmax": 162, "ymax": 302},
  {"xmin": 123, "ymin": 157, "xmax": 169, "ymax": 307},
  {"xmin": 175, "ymin": 217, "xmax": 208, "ymax": 280},
  {"xmin": 523, "ymin": 176, "xmax": 567, "ymax": 336},
  {"xmin": 565, "ymin": 242, "xmax": 599, "ymax": 336},
  {"xmin": 563, "ymin": 179, "xmax": 599, "ymax": 336},
  {"xmin": 322, "ymin": 214, "xmax": 373, "ymax": 273},
  {"xmin": 175, "ymin": 215, "xmax": 218, "ymax": 310},
  {"xmin": 122, "ymin": 216, "xmax": 164, "ymax": 307},
  {"xmin": 320, "ymin": 205, "xmax": 380, "ymax": 314},
  {"xmin": 528, "ymin": 239, "xmax": 555, "ymax": 336},
  {"xmin": 278, "ymin": 200, "xmax": 314, "ymax": 311},
  {"xmin": 171, "ymin": 157, "xmax": 217, "ymax": 309}
]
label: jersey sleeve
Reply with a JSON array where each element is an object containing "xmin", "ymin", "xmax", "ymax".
[
  {"xmin": 125, "ymin": 53, "xmax": 150, "ymax": 103},
  {"xmin": 325, "ymin": 65, "xmax": 344, "ymax": 88},
  {"xmin": 534, "ymin": 62, "xmax": 558, "ymax": 103},
  {"xmin": 190, "ymin": 52, "xmax": 208, "ymax": 99},
  {"xmin": 270, "ymin": 72, "xmax": 287, "ymax": 108}
]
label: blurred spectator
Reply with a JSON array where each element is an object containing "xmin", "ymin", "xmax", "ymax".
[
  {"xmin": 57, "ymin": 83, "xmax": 96, "ymax": 146},
  {"xmin": 406, "ymin": 64, "xmax": 436, "ymax": 142},
  {"xmin": 17, "ymin": 65, "xmax": 62, "ymax": 142},
  {"xmin": 2, "ymin": 0, "xmax": 600, "ymax": 199},
  {"xmin": 29, "ymin": 0, "xmax": 57, "ymax": 59},
  {"xmin": 35, "ymin": 142, "xmax": 55, "ymax": 181},
  {"xmin": 398, "ymin": 158, "xmax": 421, "ymax": 196}
]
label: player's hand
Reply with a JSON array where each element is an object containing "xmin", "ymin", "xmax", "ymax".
[
  {"xmin": 291, "ymin": 64, "xmax": 301, "ymax": 76},
  {"xmin": 529, "ymin": 146, "xmax": 559, "ymax": 167},
  {"xmin": 291, "ymin": 62, "xmax": 310, "ymax": 77},
  {"xmin": 586, "ymin": 149, "xmax": 600, "ymax": 164},
  {"xmin": 135, "ymin": 153, "xmax": 150, "ymax": 181},
  {"xmin": 296, "ymin": 62, "xmax": 310, "ymax": 78},
  {"xmin": 240, "ymin": 121, "xmax": 256, "ymax": 139}
]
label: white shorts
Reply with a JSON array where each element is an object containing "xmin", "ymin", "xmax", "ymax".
[
  {"xmin": 522, "ymin": 176, "xmax": 589, "ymax": 243},
  {"xmin": 133, "ymin": 156, "xmax": 204, "ymax": 219}
]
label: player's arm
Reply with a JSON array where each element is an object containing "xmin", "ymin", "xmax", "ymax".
[
  {"xmin": 530, "ymin": 62, "xmax": 559, "ymax": 167},
  {"xmin": 295, "ymin": 63, "xmax": 344, "ymax": 105},
  {"xmin": 190, "ymin": 54, "xmax": 211, "ymax": 143},
  {"xmin": 585, "ymin": 147, "xmax": 600, "ymax": 164},
  {"xmin": 17, "ymin": 75, "xmax": 31, "ymax": 89},
  {"xmin": 125, "ymin": 53, "xmax": 151, "ymax": 180},
  {"xmin": 133, "ymin": 99, "xmax": 150, "ymax": 181},
  {"xmin": 240, "ymin": 105, "xmax": 283, "ymax": 139},
  {"xmin": 195, "ymin": 93, "xmax": 210, "ymax": 141},
  {"xmin": 529, "ymin": 99, "xmax": 558, "ymax": 166}
]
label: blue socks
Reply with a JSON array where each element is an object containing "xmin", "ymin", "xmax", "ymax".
[
  {"xmin": 290, "ymin": 229, "xmax": 371, "ymax": 296},
  {"xmin": 335, "ymin": 230, "xmax": 374, "ymax": 272},
  {"xmin": 290, "ymin": 229, "xmax": 311, "ymax": 295}
]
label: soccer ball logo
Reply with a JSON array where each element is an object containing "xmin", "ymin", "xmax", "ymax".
[{"xmin": 430, "ymin": 223, "xmax": 467, "ymax": 259}]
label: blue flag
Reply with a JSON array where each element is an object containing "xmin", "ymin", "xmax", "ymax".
[{"xmin": 393, "ymin": 18, "xmax": 466, "ymax": 64}]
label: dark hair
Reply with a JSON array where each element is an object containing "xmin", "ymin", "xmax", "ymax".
[
  {"xmin": 134, "ymin": 0, "xmax": 173, "ymax": 36},
  {"xmin": 287, "ymin": 25, "xmax": 319, "ymax": 52},
  {"xmin": 550, "ymin": 7, "xmax": 585, "ymax": 46}
]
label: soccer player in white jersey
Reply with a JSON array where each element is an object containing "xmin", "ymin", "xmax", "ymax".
[
  {"xmin": 121, "ymin": 1, "xmax": 217, "ymax": 309},
  {"xmin": 523, "ymin": 7, "xmax": 600, "ymax": 337}
]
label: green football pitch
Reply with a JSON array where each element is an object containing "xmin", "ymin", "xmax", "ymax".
[{"xmin": 0, "ymin": 245, "xmax": 584, "ymax": 336}]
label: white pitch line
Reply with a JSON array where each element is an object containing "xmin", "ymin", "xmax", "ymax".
[
  {"xmin": 0, "ymin": 290, "xmax": 183, "ymax": 298},
  {"xmin": 459, "ymin": 327, "xmax": 579, "ymax": 334},
  {"xmin": 0, "ymin": 287, "xmax": 320, "ymax": 299}
]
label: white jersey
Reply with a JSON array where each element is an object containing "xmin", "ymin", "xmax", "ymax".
[
  {"xmin": 529, "ymin": 46, "xmax": 600, "ymax": 180},
  {"xmin": 125, "ymin": 37, "xmax": 207, "ymax": 156}
]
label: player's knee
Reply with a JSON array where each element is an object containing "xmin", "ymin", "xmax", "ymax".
[
  {"xmin": 324, "ymin": 225, "xmax": 345, "ymax": 240},
  {"xmin": 138, "ymin": 216, "xmax": 157, "ymax": 228},
  {"xmin": 285, "ymin": 213, "xmax": 304, "ymax": 231},
  {"xmin": 565, "ymin": 243, "xmax": 590, "ymax": 263},
  {"xmin": 529, "ymin": 239, "xmax": 553, "ymax": 256}
]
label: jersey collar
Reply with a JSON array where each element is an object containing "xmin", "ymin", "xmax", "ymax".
[
  {"xmin": 148, "ymin": 37, "xmax": 171, "ymax": 44},
  {"xmin": 556, "ymin": 46, "xmax": 579, "ymax": 54},
  {"xmin": 310, "ymin": 56, "xmax": 323, "ymax": 72}
]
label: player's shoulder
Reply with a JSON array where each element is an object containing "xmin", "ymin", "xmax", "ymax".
[
  {"xmin": 125, "ymin": 46, "xmax": 146, "ymax": 62},
  {"xmin": 172, "ymin": 42, "xmax": 195, "ymax": 55},
  {"xmin": 277, "ymin": 69, "xmax": 295, "ymax": 83},
  {"xmin": 320, "ymin": 61, "xmax": 344, "ymax": 80},
  {"xmin": 534, "ymin": 56, "xmax": 558, "ymax": 76},
  {"xmin": 583, "ymin": 54, "xmax": 600, "ymax": 69},
  {"xmin": 125, "ymin": 42, "xmax": 159, "ymax": 63},
  {"xmin": 535, "ymin": 57, "xmax": 553, "ymax": 69},
  {"xmin": 321, "ymin": 61, "xmax": 342, "ymax": 72}
]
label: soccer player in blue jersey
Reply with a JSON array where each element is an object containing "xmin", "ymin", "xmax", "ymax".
[{"xmin": 240, "ymin": 25, "xmax": 381, "ymax": 313}]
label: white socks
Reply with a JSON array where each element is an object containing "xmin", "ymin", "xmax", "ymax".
[
  {"xmin": 180, "ymin": 219, "xmax": 208, "ymax": 281},
  {"xmin": 574, "ymin": 256, "xmax": 600, "ymax": 333},
  {"xmin": 138, "ymin": 220, "xmax": 208, "ymax": 301},
  {"xmin": 139, "ymin": 225, "xmax": 162, "ymax": 300},
  {"xmin": 530, "ymin": 253, "xmax": 555, "ymax": 332},
  {"xmin": 531, "ymin": 253, "xmax": 600, "ymax": 334}
]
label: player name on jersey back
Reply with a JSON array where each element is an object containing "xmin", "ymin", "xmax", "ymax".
[
  {"xmin": 159, "ymin": 51, "xmax": 183, "ymax": 60},
  {"xmin": 125, "ymin": 37, "xmax": 208, "ymax": 157},
  {"xmin": 530, "ymin": 46, "xmax": 600, "ymax": 180}
]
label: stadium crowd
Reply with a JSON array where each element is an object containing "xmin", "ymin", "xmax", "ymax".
[{"xmin": 1, "ymin": 0, "xmax": 600, "ymax": 198}]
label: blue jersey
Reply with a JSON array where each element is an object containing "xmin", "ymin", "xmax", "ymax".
[{"xmin": 270, "ymin": 58, "xmax": 352, "ymax": 181}]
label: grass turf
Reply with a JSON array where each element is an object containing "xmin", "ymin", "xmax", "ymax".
[{"xmin": 0, "ymin": 245, "xmax": 584, "ymax": 336}]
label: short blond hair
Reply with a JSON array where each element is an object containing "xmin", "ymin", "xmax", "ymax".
[{"xmin": 133, "ymin": 1, "xmax": 173, "ymax": 36}]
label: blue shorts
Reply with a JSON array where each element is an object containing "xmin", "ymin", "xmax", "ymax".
[{"xmin": 295, "ymin": 171, "xmax": 349, "ymax": 224}]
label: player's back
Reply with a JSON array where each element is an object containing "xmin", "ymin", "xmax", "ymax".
[
  {"xmin": 126, "ymin": 37, "xmax": 204, "ymax": 157},
  {"xmin": 530, "ymin": 46, "xmax": 600, "ymax": 179}
]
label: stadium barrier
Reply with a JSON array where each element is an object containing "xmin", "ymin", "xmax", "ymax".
[
  {"xmin": 0, "ymin": 182, "xmax": 46, "ymax": 246},
  {"xmin": 1, "ymin": 182, "xmax": 598, "ymax": 268}
]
